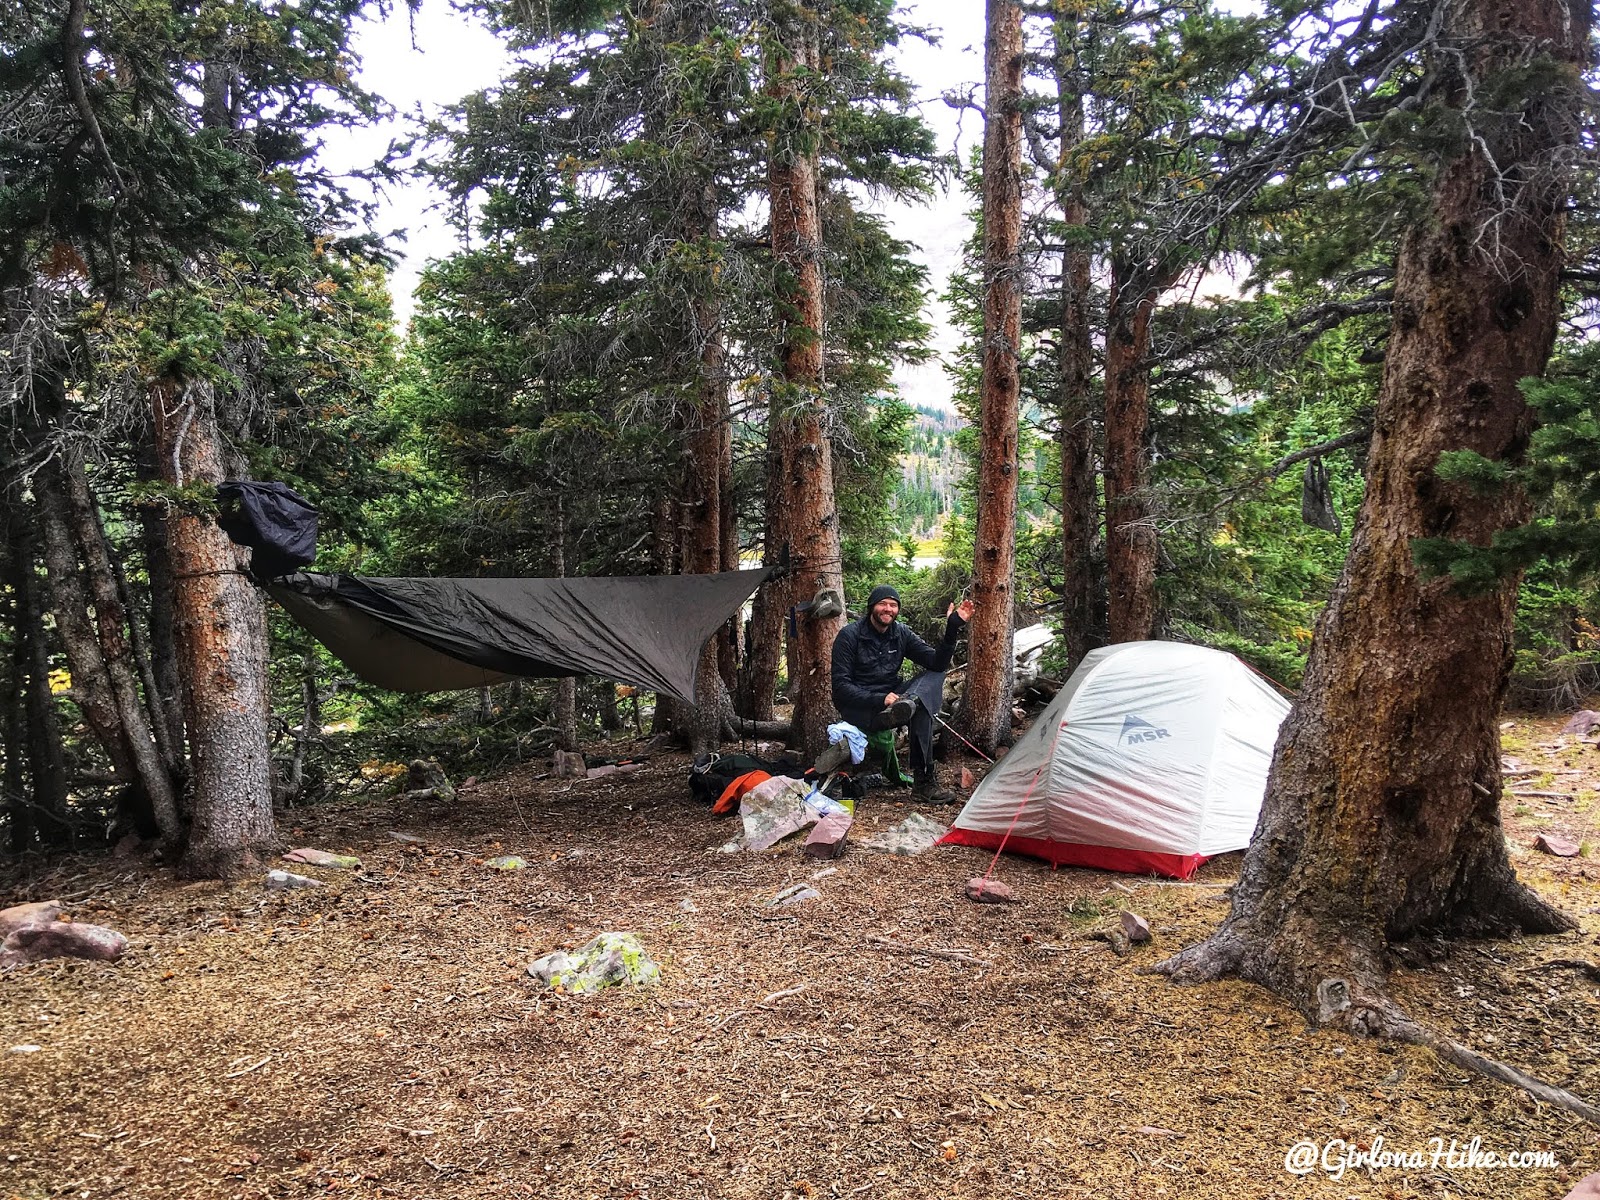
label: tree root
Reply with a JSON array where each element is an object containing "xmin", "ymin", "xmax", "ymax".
[
  {"xmin": 1150, "ymin": 930, "xmax": 1243, "ymax": 984},
  {"xmin": 1372, "ymin": 1002, "xmax": 1600, "ymax": 1126},
  {"xmin": 1158, "ymin": 934, "xmax": 1600, "ymax": 1126}
]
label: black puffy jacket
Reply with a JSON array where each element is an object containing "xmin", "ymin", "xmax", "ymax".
[{"xmin": 830, "ymin": 610, "xmax": 964, "ymax": 728}]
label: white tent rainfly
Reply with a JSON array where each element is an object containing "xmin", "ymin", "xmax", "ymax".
[{"xmin": 941, "ymin": 641, "xmax": 1292, "ymax": 879}]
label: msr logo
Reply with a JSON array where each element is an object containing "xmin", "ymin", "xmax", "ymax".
[{"xmin": 1120, "ymin": 714, "xmax": 1171, "ymax": 745}]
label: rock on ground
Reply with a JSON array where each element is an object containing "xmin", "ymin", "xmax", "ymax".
[
  {"xmin": 528, "ymin": 932, "xmax": 660, "ymax": 994},
  {"xmin": 284, "ymin": 848, "xmax": 362, "ymax": 869},
  {"xmin": 0, "ymin": 901, "xmax": 62, "ymax": 939},
  {"xmin": 1535, "ymin": 834, "xmax": 1582, "ymax": 857},
  {"xmin": 861, "ymin": 814, "xmax": 948, "ymax": 856},
  {"xmin": 1559, "ymin": 710, "xmax": 1600, "ymax": 737},
  {"xmin": 403, "ymin": 758, "xmax": 456, "ymax": 801},
  {"xmin": 964, "ymin": 877, "xmax": 1017, "ymax": 904},
  {"xmin": 804, "ymin": 812, "xmax": 852, "ymax": 859},
  {"xmin": 2, "ymin": 922, "xmax": 128, "ymax": 966},
  {"xmin": 1120, "ymin": 911, "xmax": 1152, "ymax": 943},
  {"xmin": 551, "ymin": 750, "xmax": 586, "ymax": 779},
  {"xmin": 266, "ymin": 870, "xmax": 323, "ymax": 890},
  {"xmin": 734, "ymin": 777, "xmax": 818, "ymax": 852}
]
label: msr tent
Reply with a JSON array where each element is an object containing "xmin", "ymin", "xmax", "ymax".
[{"xmin": 940, "ymin": 641, "xmax": 1291, "ymax": 879}]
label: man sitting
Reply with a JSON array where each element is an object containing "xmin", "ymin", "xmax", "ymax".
[{"xmin": 820, "ymin": 585, "xmax": 974, "ymax": 804}]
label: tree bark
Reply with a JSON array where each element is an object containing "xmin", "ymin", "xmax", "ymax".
[
  {"xmin": 552, "ymin": 496, "xmax": 579, "ymax": 753},
  {"xmin": 2, "ymin": 528, "xmax": 35, "ymax": 853},
  {"xmin": 1159, "ymin": 0, "xmax": 1590, "ymax": 1031},
  {"xmin": 680, "ymin": 181, "xmax": 729, "ymax": 758},
  {"xmin": 958, "ymin": 0, "xmax": 1024, "ymax": 754},
  {"xmin": 1103, "ymin": 257, "xmax": 1164, "ymax": 644},
  {"xmin": 35, "ymin": 462, "xmax": 138, "ymax": 787},
  {"xmin": 4, "ymin": 518, "xmax": 69, "ymax": 847},
  {"xmin": 1055, "ymin": 22, "xmax": 1097, "ymax": 669},
  {"xmin": 136, "ymin": 448, "xmax": 188, "ymax": 768},
  {"xmin": 649, "ymin": 490, "xmax": 681, "ymax": 737},
  {"xmin": 56, "ymin": 450, "xmax": 183, "ymax": 839},
  {"xmin": 747, "ymin": 436, "xmax": 786, "ymax": 723},
  {"xmin": 101, "ymin": 489, "xmax": 180, "ymax": 777},
  {"xmin": 277, "ymin": 653, "xmax": 321, "ymax": 807},
  {"xmin": 151, "ymin": 377, "xmax": 275, "ymax": 878},
  {"xmin": 768, "ymin": 1, "xmax": 843, "ymax": 759},
  {"xmin": 717, "ymin": 412, "xmax": 739, "ymax": 694},
  {"xmin": 2, "ymin": 627, "xmax": 30, "ymax": 853}
]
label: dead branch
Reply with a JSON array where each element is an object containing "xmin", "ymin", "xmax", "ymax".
[{"xmin": 867, "ymin": 936, "xmax": 988, "ymax": 967}]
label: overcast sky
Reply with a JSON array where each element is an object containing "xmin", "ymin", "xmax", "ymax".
[{"xmin": 324, "ymin": 2, "xmax": 989, "ymax": 410}]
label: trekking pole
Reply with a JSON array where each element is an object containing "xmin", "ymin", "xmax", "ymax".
[{"xmin": 934, "ymin": 714, "xmax": 996, "ymax": 764}]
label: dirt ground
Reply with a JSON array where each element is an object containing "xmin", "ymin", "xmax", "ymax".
[{"xmin": 4, "ymin": 711, "xmax": 1600, "ymax": 1200}]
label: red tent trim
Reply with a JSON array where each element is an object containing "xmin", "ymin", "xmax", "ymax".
[{"xmin": 938, "ymin": 828, "xmax": 1206, "ymax": 881}]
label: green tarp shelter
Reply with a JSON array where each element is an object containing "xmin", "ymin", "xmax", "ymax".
[{"xmin": 270, "ymin": 568, "xmax": 774, "ymax": 702}]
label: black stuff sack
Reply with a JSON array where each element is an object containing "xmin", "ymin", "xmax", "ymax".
[{"xmin": 217, "ymin": 481, "xmax": 320, "ymax": 580}]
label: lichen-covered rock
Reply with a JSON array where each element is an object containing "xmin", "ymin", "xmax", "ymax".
[
  {"xmin": 284, "ymin": 848, "xmax": 362, "ymax": 870},
  {"xmin": 1560, "ymin": 710, "xmax": 1600, "ymax": 737},
  {"xmin": 3, "ymin": 922, "xmax": 127, "ymax": 964},
  {"xmin": 0, "ymin": 901, "xmax": 62, "ymax": 939},
  {"xmin": 527, "ymin": 932, "xmax": 660, "ymax": 994},
  {"xmin": 403, "ymin": 758, "xmax": 456, "ymax": 802},
  {"xmin": 266, "ymin": 869, "xmax": 323, "ymax": 890},
  {"xmin": 736, "ymin": 777, "xmax": 819, "ymax": 851},
  {"xmin": 862, "ymin": 814, "xmax": 948, "ymax": 856},
  {"xmin": 551, "ymin": 750, "xmax": 586, "ymax": 779},
  {"xmin": 484, "ymin": 856, "xmax": 528, "ymax": 871}
]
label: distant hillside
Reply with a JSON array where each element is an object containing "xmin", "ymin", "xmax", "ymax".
[{"xmin": 893, "ymin": 405, "xmax": 965, "ymax": 540}]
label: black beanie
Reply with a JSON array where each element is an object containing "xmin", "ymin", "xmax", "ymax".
[{"xmin": 867, "ymin": 584, "xmax": 901, "ymax": 609}]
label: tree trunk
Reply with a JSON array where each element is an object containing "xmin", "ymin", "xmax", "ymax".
[
  {"xmin": 1103, "ymin": 257, "xmax": 1163, "ymax": 644},
  {"xmin": 2, "ymin": 529, "xmax": 35, "ymax": 853},
  {"xmin": 102, "ymin": 491, "xmax": 180, "ymax": 777},
  {"xmin": 136, "ymin": 448, "xmax": 188, "ymax": 768},
  {"xmin": 1159, "ymin": 0, "xmax": 1589, "ymax": 1030},
  {"xmin": 648, "ymin": 488, "xmax": 682, "ymax": 737},
  {"xmin": 4, "ymin": 518, "xmax": 69, "ymax": 848},
  {"xmin": 552, "ymin": 495, "xmax": 579, "ymax": 752},
  {"xmin": 151, "ymin": 377, "xmax": 275, "ymax": 878},
  {"xmin": 717, "ymin": 412, "xmax": 739, "ymax": 693},
  {"xmin": 747, "ymin": 436, "xmax": 786, "ymax": 723},
  {"xmin": 277, "ymin": 654, "xmax": 321, "ymax": 807},
  {"xmin": 35, "ymin": 463, "xmax": 138, "ymax": 786},
  {"xmin": 1055, "ymin": 28, "xmax": 1097, "ymax": 670},
  {"xmin": 958, "ymin": 0, "xmax": 1024, "ymax": 754},
  {"xmin": 57, "ymin": 450, "xmax": 183, "ymax": 838},
  {"xmin": 679, "ymin": 183, "xmax": 729, "ymax": 759},
  {"xmin": 2, "ymin": 629, "xmax": 30, "ymax": 853},
  {"xmin": 769, "ymin": 2, "xmax": 843, "ymax": 759}
]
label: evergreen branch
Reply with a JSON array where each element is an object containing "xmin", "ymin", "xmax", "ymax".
[{"xmin": 59, "ymin": 0, "xmax": 124, "ymax": 201}]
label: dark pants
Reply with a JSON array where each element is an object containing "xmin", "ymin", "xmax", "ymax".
[{"xmin": 858, "ymin": 671, "xmax": 944, "ymax": 777}]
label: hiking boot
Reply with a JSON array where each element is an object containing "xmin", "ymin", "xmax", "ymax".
[
  {"xmin": 885, "ymin": 698, "xmax": 916, "ymax": 728},
  {"xmin": 912, "ymin": 768, "xmax": 958, "ymax": 806},
  {"xmin": 813, "ymin": 739, "xmax": 853, "ymax": 775}
]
